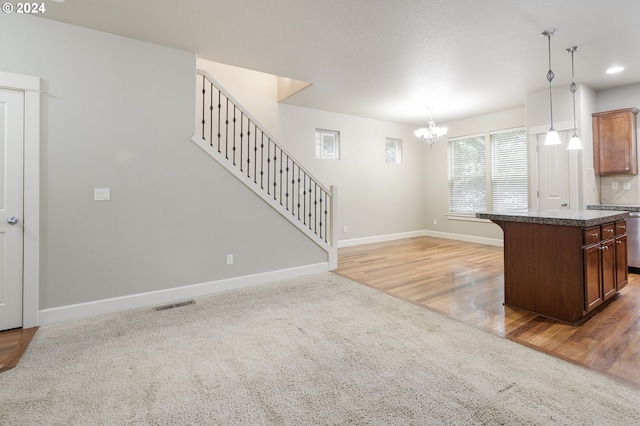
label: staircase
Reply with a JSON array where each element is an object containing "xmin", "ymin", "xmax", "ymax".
[{"xmin": 191, "ymin": 69, "xmax": 337, "ymax": 269}]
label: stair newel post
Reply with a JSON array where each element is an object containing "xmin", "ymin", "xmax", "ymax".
[{"xmin": 329, "ymin": 185, "xmax": 338, "ymax": 270}]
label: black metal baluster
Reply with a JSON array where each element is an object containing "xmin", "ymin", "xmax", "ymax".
[
  {"xmin": 253, "ymin": 126, "xmax": 258, "ymax": 183},
  {"xmin": 314, "ymin": 182, "xmax": 318, "ymax": 234},
  {"xmin": 260, "ymin": 133, "xmax": 265, "ymax": 189},
  {"xmin": 217, "ymin": 91, "xmax": 222, "ymax": 153},
  {"xmin": 308, "ymin": 181, "xmax": 313, "ymax": 230},
  {"xmin": 297, "ymin": 168, "xmax": 301, "ymax": 220},
  {"xmin": 267, "ymin": 139, "xmax": 271, "ymax": 195},
  {"xmin": 246, "ymin": 121, "xmax": 251, "ymax": 178},
  {"xmin": 225, "ymin": 98, "xmax": 229, "ymax": 159},
  {"xmin": 291, "ymin": 162, "xmax": 297, "ymax": 216},
  {"xmin": 325, "ymin": 192, "xmax": 329, "ymax": 242},
  {"xmin": 285, "ymin": 156, "xmax": 289, "ymax": 211},
  {"xmin": 279, "ymin": 149, "xmax": 283, "ymax": 205},
  {"xmin": 273, "ymin": 142, "xmax": 278, "ymax": 200},
  {"xmin": 232, "ymin": 107, "xmax": 237, "ymax": 165},
  {"xmin": 303, "ymin": 174, "xmax": 307, "ymax": 225},
  {"xmin": 209, "ymin": 81, "xmax": 213, "ymax": 147},
  {"xmin": 201, "ymin": 75, "xmax": 206, "ymax": 140},
  {"xmin": 239, "ymin": 113, "xmax": 244, "ymax": 172},
  {"xmin": 319, "ymin": 190, "xmax": 323, "ymax": 240}
]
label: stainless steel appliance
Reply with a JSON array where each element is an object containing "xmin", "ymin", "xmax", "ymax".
[{"xmin": 627, "ymin": 211, "xmax": 640, "ymax": 272}]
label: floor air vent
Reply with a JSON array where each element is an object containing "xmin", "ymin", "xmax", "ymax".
[{"xmin": 153, "ymin": 300, "xmax": 195, "ymax": 312}]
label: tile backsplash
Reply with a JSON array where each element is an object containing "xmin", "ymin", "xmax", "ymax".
[{"xmin": 600, "ymin": 175, "xmax": 640, "ymax": 205}]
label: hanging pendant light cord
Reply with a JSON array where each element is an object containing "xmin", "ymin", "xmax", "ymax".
[
  {"xmin": 570, "ymin": 48, "xmax": 578, "ymax": 135},
  {"xmin": 546, "ymin": 33, "xmax": 555, "ymax": 131}
]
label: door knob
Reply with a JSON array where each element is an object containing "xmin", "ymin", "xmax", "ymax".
[
  {"xmin": 7, "ymin": 216, "xmax": 19, "ymax": 225},
  {"xmin": 561, "ymin": 202, "xmax": 568, "ymax": 207}
]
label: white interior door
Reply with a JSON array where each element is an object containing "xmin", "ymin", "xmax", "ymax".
[
  {"xmin": 535, "ymin": 130, "xmax": 571, "ymax": 210},
  {"xmin": 0, "ymin": 88, "xmax": 24, "ymax": 331}
]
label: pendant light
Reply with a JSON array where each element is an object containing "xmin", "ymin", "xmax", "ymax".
[
  {"xmin": 565, "ymin": 46, "xmax": 583, "ymax": 150},
  {"xmin": 542, "ymin": 29, "xmax": 561, "ymax": 145}
]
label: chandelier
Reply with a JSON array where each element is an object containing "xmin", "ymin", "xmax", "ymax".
[{"xmin": 415, "ymin": 110, "xmax": 448, "ymax": 147}]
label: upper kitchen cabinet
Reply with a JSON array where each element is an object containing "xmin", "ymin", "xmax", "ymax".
[{"xmin": 593, "ymin": 107, "xmax": 639, "ymax": 175}]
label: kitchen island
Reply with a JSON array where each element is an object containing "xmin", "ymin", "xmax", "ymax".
[{"xmin": 477, "ymin": 209, "xmax": 629, "ymax": 324}]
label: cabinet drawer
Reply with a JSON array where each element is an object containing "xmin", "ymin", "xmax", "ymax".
[
  {"xmin": 616, "ymin": 220, "xmax": 627, "ymax": 235},
  {"xmin": 602, "ymin": 223, "xmax": 616, "ymax": 239},
  {"xmin": 584, "ymin": 226, "xmax": 601, "ymax": 246}
]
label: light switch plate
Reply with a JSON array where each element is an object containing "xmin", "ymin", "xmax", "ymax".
[
  {"xmin": 623, "ymin": 182, "xmax": 631, "ymax": 190},
  {"xmin": 94, "ymin": 188, "xmax": 110, "ymax": 201}
]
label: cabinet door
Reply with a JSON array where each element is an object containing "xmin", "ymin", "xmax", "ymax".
[
  {"xmin": 615, "ymin": 234, "xmax": 628, "ymax": 290},
  {"xmin": 584, "ymin": 244, "xmax": 603, "ymax": 312},
  {"xmin": 593, "ymin": 108, "xmax": 638, "ymax": 175},
  {"xmin": 602, "ymin": 239, "xmax": 617, "ymax": 300}
]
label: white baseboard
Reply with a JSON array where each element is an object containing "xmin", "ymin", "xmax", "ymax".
[
  {"xmin": 38, "ymin": 263, "xmax": 329, "ymax": 326},
  {"xmin": 338, "ymin": 230, "xmax": 503, "ymax": 248},
  {"xmin": 423, "ymin": 230, "xmax": 503, "ymax": 247},
  {"xmin": 338, "ymin": 230, "xmax": 427, "ymax": 248}
]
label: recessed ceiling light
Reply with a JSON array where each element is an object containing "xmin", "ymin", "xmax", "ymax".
[{"xmin": 606, "ymin": 66, "xmax": 624, "ymax": 74}]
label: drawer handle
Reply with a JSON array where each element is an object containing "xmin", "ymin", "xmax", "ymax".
[
  {"xmin": 591, "ymin": 233, "xmax": 599, "ymax": 237},
  {"xmin": 617, "ymin": 240, "xmax": 622, "ymax": 244},
  {"xmin": 606, "ymin": 229, "xmax": 614, "ymax": 233},
  {"xmin": 600, "ymin": 246, "xmax": 609, "ymax": 250},
  {"xmin": 620, "ymin": 226, "xmax": 626, "ymax": 229}
]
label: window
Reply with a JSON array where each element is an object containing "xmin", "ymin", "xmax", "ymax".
[
  {"xmin": 385, "ymin": 138, "xmax": 402, "ymax": 163},
  {"xmin": 448, "ymin": 135, "xmax": 486, "ymax": 214},
  {"xmin": 315, "ymin": 129, "xmax": 340, "ymax": 159},
  {"xmin": 448, "ymin": 128, "xmax": 527, "ymax": 215},
  {"xmin": 491, "ymin": 129, "xmax": 528, "ymax": 211}
]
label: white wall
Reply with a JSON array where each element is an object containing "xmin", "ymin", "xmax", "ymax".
[{"xmin": 0, "ymin": 15, "xmax": 326, "ymax": 311}]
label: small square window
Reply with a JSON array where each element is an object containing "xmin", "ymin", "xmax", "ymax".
[
  {"xmin": 315, "ymin": 129, "xmax": 340, "ymax": 159},
  {"xmin": 385, "ymin": 138, "xmax": 402, "ymax": 163}
]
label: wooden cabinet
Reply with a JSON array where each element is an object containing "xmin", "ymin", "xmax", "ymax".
[
  {"xmin": 615, "ymin": 221, "xmax": 628, "ymax": 290},
  {"xmin": 582, "ymin": 220, "xmax": 627, "ymax": 314},
  {"xmin": 593, "ymin": 107, "xmax": 638, "ymax": 175}
]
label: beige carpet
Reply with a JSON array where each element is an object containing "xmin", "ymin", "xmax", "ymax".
[{"xmin": 1, "ymin": 272, "xmax": 639, "ymax": 425}]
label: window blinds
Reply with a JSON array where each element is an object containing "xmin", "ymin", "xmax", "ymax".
[
  {"xmin": 491, "ymin": 129, "xmax": 527, "ymax": 211},
  {"xmin": 448, "ymin": 135, "xmax": 486, "ymax": 213}
]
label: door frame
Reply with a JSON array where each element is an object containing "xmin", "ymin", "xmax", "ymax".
[{"xmin": 0, "ymin": 71, "xmax": 40, "ymax": 328}]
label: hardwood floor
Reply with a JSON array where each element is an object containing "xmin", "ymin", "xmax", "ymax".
[
  {"xmin": 0, "ymin": 327, "xmax": 37, "ymax": 372},
  {"xmin": 336, "ymin": 236, "xmax": 640, "ymax": 387}
]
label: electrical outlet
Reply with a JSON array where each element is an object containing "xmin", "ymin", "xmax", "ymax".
[
  {"xmin": 612, "ymin": 181, "xmax": 619, "ymax": 190},
  {"xmin": 623, "ymin": 182, "xmax": 631, "ymax": 190},
  {"xmin": 343, "ymin": 226, "xmax": 348, "ymax": 233},
  {"xmin": 433, "ymin": 219, "xmax": 437, "ymax": 225},
  {"xmin": 226, "ymin": 254, "xmax": 233, "ymax": 265}
]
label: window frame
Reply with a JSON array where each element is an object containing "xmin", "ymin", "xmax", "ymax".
[
  {"xmin": 384, "ymin": 137, "xmax": 402, "ymax": 164},
  {"xmin": 315, "ymin": 129, "xmax": 340, "ymax": 160},
  {"xmin": 447, "ymin": 127, "xmax": 527, "ymax": 219}
]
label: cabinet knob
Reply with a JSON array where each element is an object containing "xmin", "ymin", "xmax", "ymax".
[
  {"xmin": 616, "ymin": 240, "xmax": 622, "ymax": 244},
  {"xmin": 591, "ymin": 233, "xmax": 599, "ymax": 237}
]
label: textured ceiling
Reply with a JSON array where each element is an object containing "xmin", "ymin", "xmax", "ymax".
[{"xmin": 37, "ymin": 0, "xmax": 640, "ymax": 126}]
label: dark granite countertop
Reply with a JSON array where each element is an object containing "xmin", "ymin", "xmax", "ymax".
[
  {"xmin": 587, "ymin": 204, "xmax": 640, "ymax": 212},
  {"xmin": 476, "ymin": 209, "xmax": 629, "ymax": 227}
]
